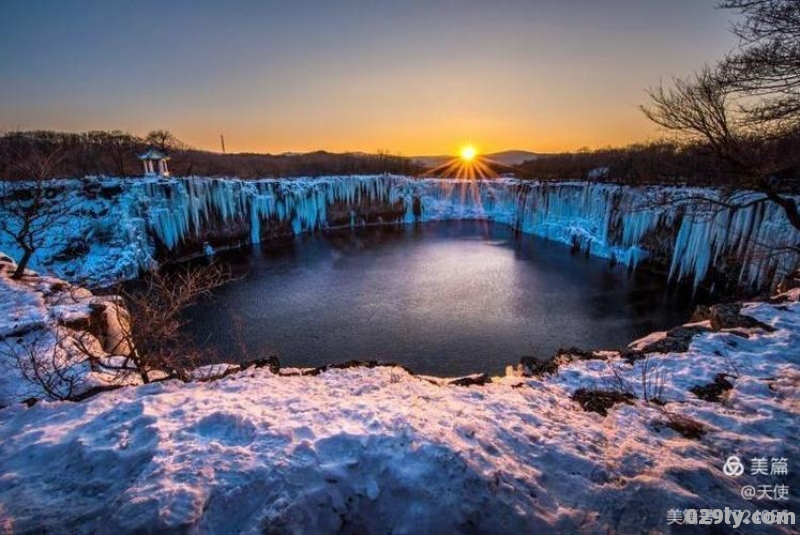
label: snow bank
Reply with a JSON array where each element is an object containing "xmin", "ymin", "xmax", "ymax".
[
  {"xmin": 1, "ymin": 176, "xmax": 797, "ymax": 291},
  {"xmin": 0, "ymin": 283, "xmax": 797, "ymax": 532},
  {"xmin": 0, "ymin": 256, "xmax": 141, "ymax": 405}
]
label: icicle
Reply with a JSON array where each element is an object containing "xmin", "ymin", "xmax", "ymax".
[{"xmin": 113, "ymin": 176, "xmax": 798, "ymax": 291}]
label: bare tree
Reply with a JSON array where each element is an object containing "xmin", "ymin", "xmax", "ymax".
[
  {"xmin": 642, "ymin": 69, "xmax": 747, "ymax": 169},
  {"xmin": 0, "ymin": 328, "xmax": 84, "ymax": 401},
  {"xmin": 0, "ymin": 263, "xmax": 235, "ymax": 401},
  {"xmin": 144, "ymin": 130, "xmax": 192, "ymax": 152},
  {"xmin": 719, "ymin": 0, "xmax": 800, "ymax": 129},
  {"xmin": 88, "ymin": 130, "xmax": 139, "ymax": 176},
  {"xmin": 115, "ymin": 262, "xmax": 234, "ymax": 383},
  {"xmin": 145, "ymin": 129, "xmax": 175, "ymax": 152},
  {"xmin": 0, "ymin": 318, "xmax": 117, "ymax": 402},
  {"xmin": 640, "ymin": 1, "xmax": 800, "ymax": 233},
  {"xmin": 0, "ymin": 145, "xmax": 70, "ymax": 278}
]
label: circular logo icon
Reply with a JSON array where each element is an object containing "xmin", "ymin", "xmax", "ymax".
[{"xmin": 723, "ymin": 455, "xmax": 745, "ymax": 477}]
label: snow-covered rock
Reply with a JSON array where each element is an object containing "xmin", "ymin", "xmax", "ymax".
[{"xmin": 0, "ymin": 257, "xmax": 141, "ymax": 405}]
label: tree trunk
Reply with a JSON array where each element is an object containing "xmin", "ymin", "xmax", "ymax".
[{"xmin": 12, "ymin": 248, "xmax": 33, "ymax": 279}]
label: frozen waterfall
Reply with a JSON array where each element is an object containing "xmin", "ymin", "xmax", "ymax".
[
  {"xmin": 0, "ymin": 175, "xmax": 797, "ymax": 291},
  {"xmin": 134, "ymin": 175, "xmax": 798, "ymax": 291}
]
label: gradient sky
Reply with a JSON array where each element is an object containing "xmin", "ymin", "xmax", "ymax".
[{"xmin": 0, "ymin": 1, "xmax": 739, "ymax": 155}]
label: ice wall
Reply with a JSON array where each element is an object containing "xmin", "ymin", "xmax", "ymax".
[
  {"xmin": 0, "ymin": 178, "xmax": 152, "ymax": 285},
  {"xmin": 1, "ymin": 175, "xmax": 798, "ymax": 291},
  {"xmin": 134, "ymin": 176, "xmax": 799, "ymax": 291}
]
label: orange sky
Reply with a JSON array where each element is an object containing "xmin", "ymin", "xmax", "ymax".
[{"xmin": 0, "ymin": 1, "xmax": 739, "ymax": 156}]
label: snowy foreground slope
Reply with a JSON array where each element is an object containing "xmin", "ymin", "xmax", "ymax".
[
  {"xmin": 0, "ymin": 268, "xmax": 798, "ymax": 532},
  {"xmin": 1, "ymin": 175, "xmax": 798, "ymax": 290},
  {"xmin": 0, "ymin": 256, "xmax": 140, "ymax": 405}
]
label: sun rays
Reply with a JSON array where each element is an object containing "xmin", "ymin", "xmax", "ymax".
[
  {"xmin": 416, "ymin": 145, "xmax": 506, "ymax": 221},
  {"xmin": 425, "ymin": 145, "xmax": 499, "ymax": 180}
]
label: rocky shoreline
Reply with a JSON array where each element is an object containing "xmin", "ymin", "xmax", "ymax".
[{"xmin": 2, "ymin": 251, "xmax": 798, "ymax": 405}]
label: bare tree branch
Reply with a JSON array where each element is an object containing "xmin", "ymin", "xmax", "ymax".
[
  {"xmin": 0, "ymin": 144, "xmax": 71, "ymax": 278},
  {"xmin": 114, "ymin": 262, "xmax": 236, "ymax": 383},
  {"xmin": 641, "ymin": 2, "xmax": 800, "ymax": 235}
]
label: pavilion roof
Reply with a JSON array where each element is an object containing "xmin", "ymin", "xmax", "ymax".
[{"xmin": 137, "ymin": 148, "xmax": 170, "ymax": 160}]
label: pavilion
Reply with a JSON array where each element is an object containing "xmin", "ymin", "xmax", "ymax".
[{"xmin": 138, "ymin": 148, "xmax": 171, "ymax": 177}]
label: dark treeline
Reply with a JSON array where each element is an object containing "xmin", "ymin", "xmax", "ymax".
[
  {"xmin": 0, "ymin": 130, "xmax": 424, "ymax": 180},
  {"xmin": 515, "ymin": 134, "xmax": 800, "ymax": 190},
  {"xmin": 3, "ymin": 128, "xmax": 800, "ymax": 192}
]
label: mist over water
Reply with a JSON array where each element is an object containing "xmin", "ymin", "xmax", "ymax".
[{"xmin": 184, "ymin": 221, "xmax": 695, "ymax": 376}]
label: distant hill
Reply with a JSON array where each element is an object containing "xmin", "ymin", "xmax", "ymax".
[{"xmin": 413, "ymin": 150, "xmax": 540, "ymax": 168}]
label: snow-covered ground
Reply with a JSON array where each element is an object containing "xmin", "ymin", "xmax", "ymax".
[
  {"xmin": 0, "ymin": 259, "xmax": 798, "ymax": 532},
  {"xmin": 0, "ymin": 256, "xmax": 141, "ymax": 406}
]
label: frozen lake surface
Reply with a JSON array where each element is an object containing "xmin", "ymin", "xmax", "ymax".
[{"xmin": 185, "ymin": 221, "xmax": 695, "ymax": 376}]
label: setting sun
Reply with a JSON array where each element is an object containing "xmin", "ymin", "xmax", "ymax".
[
  {"xmin": 460, "ymin": 145, "xmax": 477, "ymax": 162},
  {"xmin": 426, "ymin": 144, "xmax": 495, "ymax": 179}
]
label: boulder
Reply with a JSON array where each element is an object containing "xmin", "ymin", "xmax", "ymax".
[
  {"xmin": 636, "ymin": 325, "xmax": 711, "ymax": 354},
  {"xmin": 708, "ymin": 303, "xmax": 775, "ymax": 332},
  {"xmin": 302, "ymin": 359, "xmax": 410, "ymax": 377},
  {"xmin": 690, "ymin": 373, "xmax": 734, "ymax": 402},
  {"xmin": 518, "ymin": 347, "xmax": 605, "ymax": 377},
  {"xmin": 572, "ymin": 388, "xmax": 635, "ymax": 416},
  {"xmin": 447, "ymin": 374, "xmax": 491, "ymax": 387},
  {"xmin": 241, "ymin": 355, "xmax": 280, "ymax": 375}
]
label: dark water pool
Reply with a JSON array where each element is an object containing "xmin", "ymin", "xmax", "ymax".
[{"xmin": 184, "ymin": 221, "xmax": 695, "ymax": 376}]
